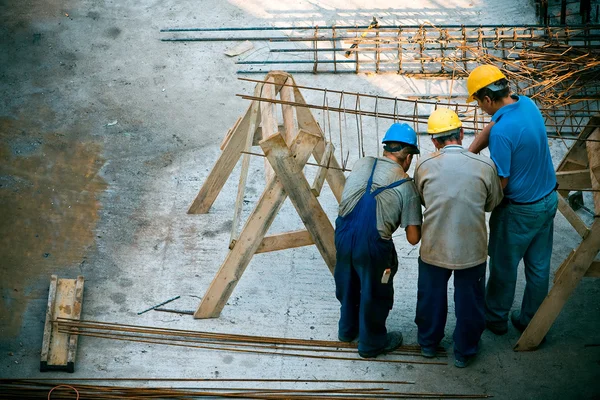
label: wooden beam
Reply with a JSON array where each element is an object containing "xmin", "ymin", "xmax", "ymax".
[
  {"xmin": 293, "ymin": 86, "xmax": 346, "ymax": 203},
  {"xmin": 514, "ymin": 213, "xmax": 600, "ymax": 351},
  {"xmin": 586, "ymin": 128, "xmax": 600, "ymax": 214},
  {"xmin": 188, "ymin": 102, "xmax": 254, "ymax": 214},
  {"xmin": 40, "ymin": 275, "xmax": 58, "ymax": 371},
  {"xmin": 557, "ymin": 195, "xmax": 590, "ymax": 239},
  {"xmin": 260, "ymin": 77, "xmax": 278, "ymax": 182},
  {"xmin": 311, "ymin": 142, "xmax": 334, "ymax": 197},
  {"xmin": 279, "ymin": 82, "xmax": 296, "ymax": 146},
  {"xmin": 230, "ymin": 86, "xmax": 262, "ymax": 247},
  {"xmin": 553, "ymin": 249, "xmax": 575, "ymax": 284},
  {"xmin": 66, "ymin": 276, "xmax": 84, "ymax": 371},
  {"xmin": 584, "ymin": 261, "xmax": 600, "ymax": 278},
  {"xmin": 256, "ymin": 230, "xmax": 314, "ymax": 253},
  {"xmin": 252, "ymin": 125, "xmax": 285, "ymax": 146},
  {"xmin": 40, "ymin": 276, "xmax": 84, "ymax": 372},
  {"xmin": 194, "ymin": 129, "xmax": 322, "ymax": 319},
  {"xmin": 220, "ymin": 117, "xmax": 242, "ymax": 151},
  {"xmin": 562, "ymin": 144, "xmax": 589, "ymax": 169},
  {"xmin": 556, "ymin": 169, "xmax": 592, "ymax": 190},
  {"xmin": 261, "ymin": 133, "xmax": 337, "ymax": 273}
]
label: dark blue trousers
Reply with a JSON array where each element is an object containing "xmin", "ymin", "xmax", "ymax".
[
  {"xmin": 415, "ymin": 258, "xmax": 486, "ymax": 360},
  {"xmin": 335, "ymin": 237, "xmax": 398, "ymax": 354},
  {"xmin": 334, "ymin": 159, "xmax": 408, "ymax": 354}
]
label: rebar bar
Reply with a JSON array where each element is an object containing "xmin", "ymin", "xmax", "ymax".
[{"xmin": 55, "ymin": 318, "xmax": 448, "ymax": 366}]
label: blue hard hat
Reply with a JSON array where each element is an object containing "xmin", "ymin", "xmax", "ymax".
[{"xmin": 382, "ymin": 123, "xmax": 419, "ymax": 153}]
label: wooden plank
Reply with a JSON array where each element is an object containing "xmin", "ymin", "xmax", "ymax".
[
  {"xmin": 260, "ymin": 77, "xmax": 278, "ymax": 182},
  {"xmin": 252, "ymin": 125, "xmax": 285, "ymax": 146},
  {"xmin": 514, "ymin": 219, "xmax": 600, "ymax": 351},
  {"xmin": 188, "ymin": 102, "xmax": 254, "ymax": 214},
  {"xmin": 293, "ymin": 86, "xmax": 346, "ymax": 203},
  {"xmin": 49, "ymin": 278, "xmax": 76, "ymax": 367},
  {"xmin": 556, "ymin": 169, "xmax": 592, "ymax": 190},
  {"xmin": 552, "ymin": 249, "xmax": 575, "ymax": 284},
  {"xmin": 261, "ymin": 133, "xmax": 337, "ymax": 273},
  {"xmin": 562, "ymin": 145, "xmax": 589, "ymax": 168},
  {"xmin": 584, "ymin": 260, "xmax": 600, "ymax": 277},
  {"xmin": 265, "ymin": 71, "xmax": 293, "ymax": 94},
  {"xmin": 219, "ymin": 117, "xmax": 242, "ymax": 151},
  {"xmin": 279, "ymin": 83, "xmax": 296, "ymax": 146},
  {"xmin": 256, "ymin": 230, "xmax": 314, "ymax": 253},
  {"xmin": 311, "ymin": 142, "xmax": 334, "ymax": 197},
  {"xmin": 586, "ymin": 128, "xmax": 600, "ymax": 214},
  {"xmin": 66, "ymin": 276, "xmax": 84, "ymax": 372},
  {"xmin": 40, "ymin": 275, "xmax": 58, "ymax": 371},
  {"xmin": 556, "ymin": 115, "xmax": 599, "ymax": 172},
  {"xmin": 557, "ymin": 195, "xmax": 590, "ymax": 238},
  {"xmin": 230, "ymin": 85, "xmax": 262, "ymax": 246},
  {"xmin": 194, "ymin": 129, "xmax": 322, "ymax": 319}
]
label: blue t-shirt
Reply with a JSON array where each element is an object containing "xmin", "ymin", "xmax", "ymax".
[{"xmin": 489, "ymin": 95, "xmax": 556, "ymax": 203}]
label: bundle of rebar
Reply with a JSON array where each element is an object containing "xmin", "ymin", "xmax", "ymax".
[
  {"xmin": 55, "ymin": 318, "xmax": 447, "ymax": 365},
  {"xmin": 0, "ymin": 379, "xmax": 494, "ymax": 399}
]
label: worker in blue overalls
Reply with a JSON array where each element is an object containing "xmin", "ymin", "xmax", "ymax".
[{"xmin": 334, "ymin": 123, "xmax": 423, "ymax": 358}]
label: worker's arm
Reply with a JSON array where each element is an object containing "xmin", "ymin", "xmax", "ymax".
[
  {"xmin": 485, "ymin": 165, "xmax": 505, "ymax": 211},
  {"xmin": 500, "ymin": 177, "xmax": 509, "ymax": 189},
  {"xmin": 469, "ymin": 121, "xmax": 494, "ymax": 154},
  {"xmin": 405, "ymin": 225, "xmax": 421, "ymax": 245}
]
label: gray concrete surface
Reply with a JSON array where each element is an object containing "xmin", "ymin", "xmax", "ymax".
[{"xmin": 1, "ymin": 0, "xmax": 599, "ymax": 399}]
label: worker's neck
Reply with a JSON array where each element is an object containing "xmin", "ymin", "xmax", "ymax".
[
  {"xmin": 490, "ymin": 95, "xmax": 516, "ymax": 114},
  {"xmin": 435, "ymin": 139, "xmax": 462, "ymax": 150},
  {"xmin": 383, "ymin": 153, "xmax": 406, "ymax": 171}
]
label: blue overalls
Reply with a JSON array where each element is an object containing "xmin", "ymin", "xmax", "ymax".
[{"xmin": 334, "ymin": 159, "xmax": 409, "ymax": 354}]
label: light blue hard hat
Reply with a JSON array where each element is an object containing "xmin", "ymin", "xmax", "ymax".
[{"xmin": 381, "ymin": 123, "xmax": 420, "ymax": 154}]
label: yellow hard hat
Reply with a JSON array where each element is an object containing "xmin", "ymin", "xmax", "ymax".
[
  {"xmin": 427, "ymin": 108, "xmax": 462, "ymax": 136},
  {"xmin": 466, "ymin": 64, "xmax": 507, "ymax": 102}
]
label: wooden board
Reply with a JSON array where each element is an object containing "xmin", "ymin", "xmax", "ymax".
[
  {"xmin": 256, "ymin": 230, "xmax": 315, "ymax": 253},
  {"xmin": 40, "ymin": 275, "xmax": 84, "ymax": 372},
  {"xmin": 311, "ymin": 143, "xmax": 334, "ymax": 197},
  {"xmin": 514, "ymin": 221, "xmax": 600, "ymax": 351},
  {"xmin": 194, "ymin": 130, "xmax": 321, "ymax": 319},
  {"xmin": 557, "ymin": 195, "xmax": 590, "ymax": 239},
  {"xmin": 188, "ymin": 103, "xmax": 254, "ymax": 214},
  {"xmin": 261, "ymin": 133, "xmax": 337, "ymax": 273}
]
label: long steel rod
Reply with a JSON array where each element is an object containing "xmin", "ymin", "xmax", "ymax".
[
  {"xmin": 160, "ymin": 24, "xmax": 600, "ymax": 32},
  {"xmin": 57, "ymin": 328, "xmax": 448, "ymax": 365},
  {"xmin": 10, "ymin": 378, "xmax": 416, "ymax": 384},
  {"xmin": 237, "ymin": 94, "xmax": 600, "ymax": 131}
]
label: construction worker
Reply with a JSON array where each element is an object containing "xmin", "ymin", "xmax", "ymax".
[
  {"xmin": 334, "ymin": 122, "xmax": 422, "ymax": 358},
  {"xmin": 414, "ymin": 108, "xmax": 503, "ymax": 368},
  {"xmin": 467, "ymin": 65, "xmax": 558, "ymax": 339}
]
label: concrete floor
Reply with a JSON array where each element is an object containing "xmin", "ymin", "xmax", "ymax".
[{"xmin": 1, "ymin": 0, "xmax": 599, "ymax": 398}]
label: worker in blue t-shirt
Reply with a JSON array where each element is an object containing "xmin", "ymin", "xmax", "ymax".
[{"xmin": 467, "ymin": 65, "xmax": 558, "ymax": 342}]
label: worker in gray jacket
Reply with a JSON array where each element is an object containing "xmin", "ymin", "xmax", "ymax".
[{"xmin": 414, "ymin": 108, "xmax": 503, "ymax": 368}]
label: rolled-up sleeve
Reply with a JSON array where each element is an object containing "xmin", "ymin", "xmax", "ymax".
[{"xmin": 400, "ymin": 182, "xmax": 423, "ymax": 227}]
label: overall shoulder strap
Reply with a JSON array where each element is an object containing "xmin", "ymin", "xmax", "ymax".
[
  {"xmin": 372, "ymin": 177, "xmax": 411, "ymax": 196},
  {"xmin": 365, "ymin": 159, "xmax": 378, "ymax": 192}
]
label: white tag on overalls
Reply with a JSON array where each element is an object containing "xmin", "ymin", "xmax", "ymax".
[{"xmin": 381, "ymin": 268, "xmax": 391, "ymax": 284}]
